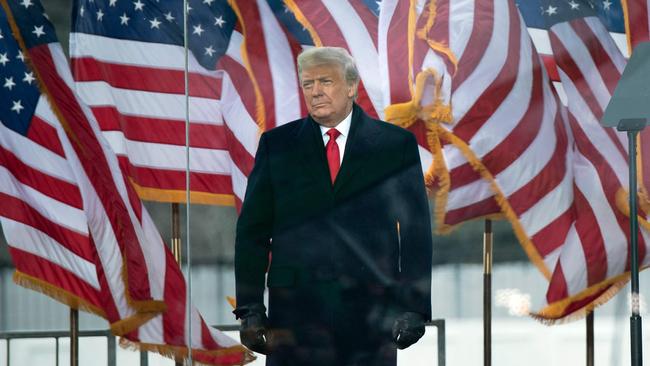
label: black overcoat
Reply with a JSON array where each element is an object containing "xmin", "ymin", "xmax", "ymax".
[{"xmin": 235, "ymin": 104, "xmax": 433, "ymax": 366}]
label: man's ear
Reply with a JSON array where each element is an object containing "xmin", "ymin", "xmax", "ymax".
[{"xmin": 347, "ymin": 82, "xmax": 358, "ymax": 99}]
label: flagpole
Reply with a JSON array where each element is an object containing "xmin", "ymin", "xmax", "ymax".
[
  {"xmin": 627, "ymin": 128, "xmax": 643, "ymax": 366},
  {"xmin": 617, "ymin": 120, "xmax": 645, "ymax": 366},
  {"xmin": 171, "ymin": 203, "xmax": 183, "ymax": 366},
  {"xmin": 182, "ymin": 0, "xmax": 193, "ymax": 363},
  {"xmin": 483, "ymin": 219, "xmax": 492, "ymax": 366},
  {"xmin": 70, "ymin": 308, "xmax": 78, "ymax": 366},
  {"xmin": 586, "ymin": 312, "xmax": 594, "ymax": 366}
]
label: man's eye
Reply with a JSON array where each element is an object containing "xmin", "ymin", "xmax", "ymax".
[
  {"xmin": 322, "ymin": 80, "xmax": 332, "ymax": 85},
  {"xmin": 302, "ymin": 82, "xmax": 313, "ymax": 89}
]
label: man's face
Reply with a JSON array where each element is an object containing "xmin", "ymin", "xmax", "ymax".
[{"xmin": 300, "ymin": 63, "xmax": 355, "ymax": 127}]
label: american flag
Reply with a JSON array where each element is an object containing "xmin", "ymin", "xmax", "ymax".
[
  {"xmin": 283, "ymin": 0, "xmax": 383, "ymax": 119},
  {"xmin": 518, "ymin": 0, "xmax": 628, "ymax": 82},
  {"xmin": 0, "ymin": 0, "xmax": 252, "ymax": 363},
  {"xmin": 230, "ymin": 0, "xmax": 306, "ymax": 131},
  {"xmin": 70, "ymin": 0, "xmax": 301, "ymax": 208},
  {"xmin": 379, "ymin": 0, "xmax": 571, "ymax": 289},
  {"xmin": 534, "ymin": 0, "xmax": 650, "ymax": 320},
  {"xmin": 0, "ymin": 0, "xmax": 106, "ymax": 318},
  {"xmin": 376, "ymin": 0, "xmax": 646, "ymax": 321}
]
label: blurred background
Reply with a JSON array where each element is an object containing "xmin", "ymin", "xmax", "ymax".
[{"xmin": 0, "ymin": 0, "xmax": 649, "ymax": 365}]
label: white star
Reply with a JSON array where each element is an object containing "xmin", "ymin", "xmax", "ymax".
[
  {"xmin": 376, "ymin": 0, "xmax": 382, "ymax": 11},
  {"xmin": 150, "ymin": 17, "xmax": 161, "ymax": 29},
  {"xmin": 43, "ymin": 12, "xmax": 50, "ymax": 20},
  {"xmin": 120, "ymin": 13, "xmax": 130, "ymax": 25},
  {"xmin": 133, "ymin": 0, "xmax": 144, "ymax": 11},
  {"xmin": 569, "ymin": 0, "xmax": 580, "ymax": 9},
  {"xmin": 11, "ymin": 100, "xmax": 24, "ymax": 114},
  {"xmin": 186, "ymin": 4, "xmax": 192, "ymax": 13},
  {"xmin": 165, "ymin": 12, "xmax": 175, "ymax": 22},
  {"xmin": 603, "ymin": 0, "xmax": 612, "ymax": 10},
  {"xmin": 203, "ymin": 0, "xmax": 214, "ymax": 5},
  {"xmin": 16, "ymin": 51, "xmax": 25, "ymax": 61},
  {"xmin": 80, "ymin": 5, "xmax": 85, "ymax": 16},
  {"xmin": 545, "ymin": 5, "xmax": 558, "ymax": 15},
  {"xmin": 20, "ymin": 0, "xmax": 33, "ymax": 8},
  {"xmin": 4, "ymin": 77, "xmax": 15, "ymax": 90},
  {"xmin": 0, "ymin": 53, "xmax": 9, "ymax": 66},
  {"xmin": 283, "ymin": 5, "xmax": 290, "ymax": 13},
  {"xmin": 23, "ymin": 72, "xmax": 35, "ymax": 85},
  {"xmin": 109, "ymin": 0, "xmax": 117, "ymax": 6},
  {"xmin": 214, "ymin": 15, "xmax": 225, "ymax": 27},
  {"xmin": 96, "ymin": 9, "xmax": 104, "ymax": 21},
  {"xmin": 205, "ymin": 45, "xmax": 216, "ymax": 57},
  {"xmin": 193, "ymin": 24, "xmax": 204, "ymax": 36},
  {"xmin": 0, "ymin": 30, "xmax": 3, "ymax": 39},
  {"xmin": 32, "ymin": 25, "xmax": 45, "ymax": 38}
]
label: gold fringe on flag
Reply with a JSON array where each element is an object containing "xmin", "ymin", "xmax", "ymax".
[
  {"xmin": 414, "ymin": 0, "xmax": 458, "ymax": 75},
  {"xmin": 129, "ymin": 180, "xmax": 237, "ymax": 206},
  {"xmin": 282, "ymin": 0, "xmax": 323, "ymax": 46},
  {"xmin": 620, "ymin": 0, "xmax": 634, "ymax": 57},
  {"xmin": 531, "ymin": 276, "xmax": 630, "ymax": 323},
  {"xmin": 119, "ymin": 338, "xmax": 255, "ymax": 366},
  {"xmin": 13, "ymin": 271, "xmax": 163, "ymax": 336},
  {"xmin": 228, "ymin": 0, "xmax": 267, "ymax": 134},
  {"xmin": 435, "ymin": 129, "xmax": 552, "ymax": 279},
  {"xmin": 13, "ymin": 271, "xmax": 106, "ymax": 318}
]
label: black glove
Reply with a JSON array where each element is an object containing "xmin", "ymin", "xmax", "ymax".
[
  {"xmin": 233, "ymin": 303, "xmax": 269, "ymax": 354},
  {"xmin": 392, "ymin": 312, "xmax": 425, "ymax": 349}
]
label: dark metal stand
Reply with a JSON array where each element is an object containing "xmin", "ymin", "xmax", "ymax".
[
  {"xmin": 586, "ymin": 312, "xmax": 594, "ymax": 366},
  {"xmin": 483, "ymin": 219, "xmax": 492, "ymax": 366},
  {"xmin": 70, "ymin": 309, "xmax": 78, "ymax": 366},
  {"xmin": 618, "ymin": 118, "xmax": 645, "ymax": 366},
  {"xmin": 171, "ymin": 203, "xmax": 183, "ymax": 366}
]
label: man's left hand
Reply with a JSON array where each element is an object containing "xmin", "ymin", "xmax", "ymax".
[{"xmin": 391, "ymin": 312, "xmax": 425, "ymax": 349}]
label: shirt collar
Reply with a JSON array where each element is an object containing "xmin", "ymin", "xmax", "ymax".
[{"xmin": 319, "ymin": 109, "xmax": 352, "ymax": 138}]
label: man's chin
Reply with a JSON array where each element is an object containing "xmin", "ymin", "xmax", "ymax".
[{"xmin": 311, "ymin": 112, "xmax": 334, "ymax": 124}]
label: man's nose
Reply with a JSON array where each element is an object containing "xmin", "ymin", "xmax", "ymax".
[{"xmin": 311, "ymin": 82, "xmax": 323, "ymax": 96}]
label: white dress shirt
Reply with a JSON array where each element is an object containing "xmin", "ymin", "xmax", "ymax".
[{"xmin": 319, "ymin": 110, "xmax": 352, "ymax": 165}]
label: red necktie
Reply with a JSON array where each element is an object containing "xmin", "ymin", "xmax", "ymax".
[{"xmin": 326, "ymin": 128, "xmax": 341, "ymax": 183}]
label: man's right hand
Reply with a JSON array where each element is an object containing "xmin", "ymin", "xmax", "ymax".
[{"xmin": 234, "ymin": 303, "xmax": 269, "ymax": 354}]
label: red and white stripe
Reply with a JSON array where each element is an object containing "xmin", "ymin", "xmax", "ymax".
[
  {"xmin": 2, "ymin": 18, "xmax": 250, "ymax": 362},
  {"xmin": 378, "ymin": 0, "xmax": 440, "ymax": 170},
  {"xmin": 380, "ymin": 0, "xmax": 571, "ymax": 270},
  {"xmin": 233, "ymin": 0, "xmax": 305, "ymax": 130},
  {"xmin": 0, "ymin": 92, "xmax": 104, "ymax": 312},
  {"xmin": 71, "ymin": 38, "xmax": 250, "ymax": 208},
  {"xmin": 538, "ymin": 14, "xmax": 650, "ymax": 320},
  {"xmin": 57, "ymin": 38, "xmax": 250, "ymax": 363},
  {"xmin": 285, "ymin": 0, "xmax": 383, "ymax": 118}
]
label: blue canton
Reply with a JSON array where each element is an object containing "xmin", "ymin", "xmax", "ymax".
[
  {"xmin": 0, "ymin": 0, "xmax": 52, "ymax": 136},
  {"xmin": 517, "ymin": 0, "xmax": 625, "ymax": 32},
  {"xmin": 72, "ymin": 0, "xmax": 237, "ymax": 70},
  {"xmin": 267, "ymin": 0, "xmax": 313, "ymax": 46}
]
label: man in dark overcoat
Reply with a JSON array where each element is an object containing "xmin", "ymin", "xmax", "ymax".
[{"xmin": 233, "ymin": 47, "xmax": 433, "ymax": 366}]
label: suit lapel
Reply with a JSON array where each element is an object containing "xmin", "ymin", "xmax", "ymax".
[
  {"xmin": 333, "ymin": 105, "xmax": 380, "ymax": 195},
  {"xmin": 294, "ymin": 116, "xmax": 333, "ymax": 195}
]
